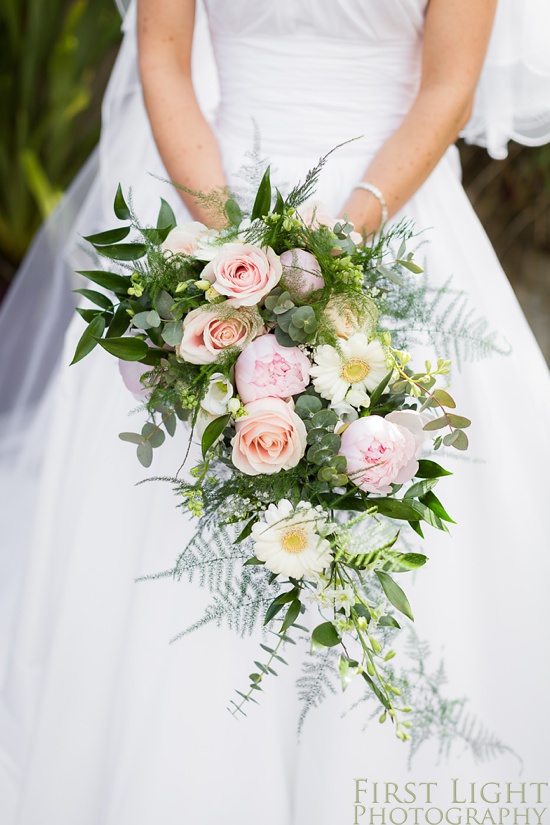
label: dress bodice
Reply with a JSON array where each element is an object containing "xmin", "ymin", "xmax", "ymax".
[{"xmin": 203, "ymin": 0, "xmax": 429, "ymax": 158}]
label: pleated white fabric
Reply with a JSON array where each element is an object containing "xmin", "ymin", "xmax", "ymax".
[{"xmin": 1, "ymin": 1, "xmax": 550, "ymax": 823}]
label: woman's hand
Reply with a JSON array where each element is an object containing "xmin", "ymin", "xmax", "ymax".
[
  {"xmin": 341, "ymin": 0, "xmax": 498, "ymax": 231},
  {"xmin": 137, "ymin": 0, "xmax": 227, "ymax": 226}
]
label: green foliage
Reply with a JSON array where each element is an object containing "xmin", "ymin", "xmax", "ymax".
[
  {"xmin": 0, "ymin": 0, "xmax": 122, "ymax": 278},
  {"xmin": 348, "ymin": 633, "xmax": 520, "ymax": 767}
]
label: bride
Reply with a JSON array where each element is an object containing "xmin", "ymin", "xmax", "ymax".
[{"xmin": 1, "ymin": 1, "xmax": 550, "ymax": 822}]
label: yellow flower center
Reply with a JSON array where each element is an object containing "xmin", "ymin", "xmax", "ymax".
[
  {"xmin": 282, "ymin": 528, "xmax": 308, "ymax": 554},
  {"xmin": 342, "ymin": 357, "xmax": 369, "ymax": 383}
]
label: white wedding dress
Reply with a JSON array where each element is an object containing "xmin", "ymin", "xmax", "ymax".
[{"xmin": 1, "ymin": 2, "xmax": 550, "ymax": 823}]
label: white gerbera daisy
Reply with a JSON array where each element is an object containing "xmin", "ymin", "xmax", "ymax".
[
  {"xmin": 251, "ymin": 500, "xmax": 333, "ymax": 579},
  {"xmin": 310, "ymin": 334, "xmax": 388, "ymax": 405}
]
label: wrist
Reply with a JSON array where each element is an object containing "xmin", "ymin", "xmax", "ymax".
[{"xmin": 342, "ymin": 188, "xmax": 385, "ymax": 236}]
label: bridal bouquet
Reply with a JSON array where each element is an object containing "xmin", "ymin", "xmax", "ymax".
[{"xmin": 73, "ymin": 157, "xmax": 471, "ymax": 741}]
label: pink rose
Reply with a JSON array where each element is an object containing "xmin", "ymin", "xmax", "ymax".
[
  {"xmin": 202, "ymin": 243, "xmax": 282, "ymax": 306},
  {"xmin": 235, "ymin": 334, "xmax": 311, "ymax": 403},
  {"xmin": 177, "ymin": 305, "xmax": 263, "ymax": 365},
  {"xmin": 118, "ymin": 359, "xmax": 151, "ymax": 401},
  {"xmin": 232, "ymin": 397, "xmax": 307, "ymax": 476},
  {"xmin": 298, "ymin": 200, "xmax": 336, "ymax": 230},
  {"xmin": 161, "ymin": 222, "xmax": 208, "ymax": 256},
  {"xmin": 340, "ymin": 413, "xmax": 426, "ymax": 494},
  {"xmin": 280, "ymin": 249, "xmax": 325, "ymax": 297}
]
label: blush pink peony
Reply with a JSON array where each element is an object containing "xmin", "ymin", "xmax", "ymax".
[
  {"xmin": 177, "ymin": 305, "xmax": 262, "ymax": 365},
  {"xmin": 118, "ymin": 359, "xmax": 152, "ymax": 401},
  {"xmin": 231, "ymin": 397, "xmax": 307, "ymax": 476},
  {"xmin": 280, "ymin": 249, "xmax": 325, "ymax": 297},
  {"xmin": 235, "ymin": 334, "xmax": 311, "ymax": 403},
  {"xmin": 161, "ymin": 222, "xmax": 208, "ymax": 256},
  {"xmin": 339, "ymin": 412, "xmax": 426, "ymax": 494},
  {"xmin": 202, "ymin": 243, "xmax": 282, "ymax": 306}
]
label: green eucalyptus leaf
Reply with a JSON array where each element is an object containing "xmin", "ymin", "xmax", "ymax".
[
  {"xmin": 450, "ymin": 430, "xmax": 469, "ymax": 451},
  {"xmin": 146, "ymin": 310, "xmax": 161, "ymax": 328},
  {"xmin": 142, "ymin": 422, "xmax": 165, "ymax": 449},
  {"xmin": 295, "ymin": 395, "xmax": 323, "ymax": 419},
  {"xmin": 423, "ymin": 416, "xmax": 449, "ymax": 432},
  {"xmin": 375, "ymin": 570, "xmax": 414, "ymax": 621},
  {"xmin": 320, "ymin": 433, "xmax": 341, "ymax": 453},
  {"xmin": 155, "ymin": 290, "xmax": 176, "ymax": 320},
  {"xmin": 306, "ymin": 427, "xmax": 327, "ymax": 445},
  {"xmin": 432, "ymin": 389, "xmax": 456, "ymax": 409},
  {"xmin": 161, "ymin": 321, "xmax": 183, "ymax": 347},
  {"xmin": 133, "ymin": 311, "xmax": 152, "ymax": 330},
  {"xmin": 311, "ymin": 409, "xmax": 338, "ymax": 429},
  {"xmin": 446, "ymin": 414, "xmax": 472, "ymax": 429},
  {"xmin": 136, "ymin": 441, "xmax": 153, "ymax": 468},
  {"xmin": 201, "ymin": 413, "xmax": 231, "ymax": 458},
  {"xmin": 119, "ymin": 432, "xmax": 144, "ymax": 445}
]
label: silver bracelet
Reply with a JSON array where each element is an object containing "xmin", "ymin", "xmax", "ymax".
[{"xmin": 353, "ymin": 182, "xmax": 388, "ymax": 229}]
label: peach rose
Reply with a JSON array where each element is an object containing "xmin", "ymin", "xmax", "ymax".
[
  {"xmin": 231, "ymin": 397, "xmax": 307, "ymax": 476},
  {"xmin": 177, "ymin": 305, "xmax": 263, "ymax": 365},
  {"xmin": 280, "ymin": 249, "xmax": 325, "ymax": 297},
  {"xmin": 161, "ymin": 222, "xmax": 208, "ymax": 256},
  {"xmin": 202, "ymin": 243, "xmax": 282, "ymax": 306},
  {"xmin": 325, "ymin": 297, "xmax": 377, "ymax": 339}
]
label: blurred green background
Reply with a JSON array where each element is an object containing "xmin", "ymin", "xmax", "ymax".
[{"xmin": 1, "ymin": 1, "xmax": 549, "ymax": 359}]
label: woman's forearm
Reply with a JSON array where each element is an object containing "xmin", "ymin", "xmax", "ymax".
[
  {"xmin": 141, "ymin": 66, "xmax": 227, "ymax": 225},
  {"xmin": 138, "ymin": 0, "xmax": 227, "ymax": 226},
  {"xmin": 343, "ymin": 0, "xmax": 497, "ymax": 234},
  {"xmin": 343, "ymin": 85, "xmax": 472, "ymax": 233}
]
